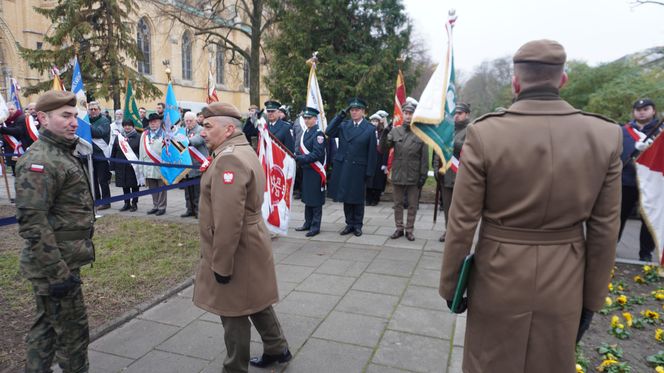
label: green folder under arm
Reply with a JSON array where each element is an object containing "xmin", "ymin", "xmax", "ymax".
[{"xmin": 450, "ymin": 254, "xmax": 474, "ymax": 314}]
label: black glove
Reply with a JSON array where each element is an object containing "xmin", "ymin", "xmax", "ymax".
[
  {"xmin": 49, "ymin": 274, "xmax": 82, "ymax": 299},
  {"xmin": 417, "ymin": 176, "xmax": 427, "ymax": 188},
  {"xmin": 338, "ymin": 108, "xmax": 348, "ymax": 119},
  {"xmin": 446, "ymin": 298, "xmax": 468, "ymax": 313},
  {"xmin": 576, "ymin": 308, "xmax": 594, "ymax": 343},
  {"xmin": 214, "ymin": 272, "xmax": 231, "ymax": 284}
]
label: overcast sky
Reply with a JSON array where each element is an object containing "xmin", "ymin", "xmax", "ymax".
[{"xmin": 402, "ymin": 0, "xmax": 664, "ymax": 73}]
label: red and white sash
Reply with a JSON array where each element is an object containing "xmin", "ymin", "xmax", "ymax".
[
  {"xmin": 188, "ymin": 146, "xmax": 207, "ymax": 164},
  {"xmin": 299, "ymin": 131, "xmax": 326, "ymax": 188},
  {"xmin": 26, "ymin": 115, "xmax": 39, "ymax": 142},
  {"xmin": 2, "ymin": 134, "xmax": 23, "ymax": 155},
  {"xmin": 141, "ymin": 131, "xmax": 162, "ymax": 163},
  {"xmin": 625, "ymin": 124, "xmax": 645, "ymax": 142},
  {"xmin": 116, "ymin": 130, "xmax": 145, "ymax": 185}
]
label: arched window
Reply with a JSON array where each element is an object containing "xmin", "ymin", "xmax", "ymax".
[
  {"xmin": 137, "ymin": 18, "xmax": 151, "ymax": 75},
  {"xmin": 181, "ymin": 31, "xmax": 192, "ymax": 80},
  {"xmin": 215, "ymin": 48, "xmax": 224, "ymax": 85},
  {"xmin": 243, "ymin": 57, "xmax": 250, "ymax": 89}
]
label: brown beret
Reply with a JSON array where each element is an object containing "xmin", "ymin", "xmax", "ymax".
[
  {"xmin": 513, "ymin": 39, "xmax": 566, "ymax": 65},
  {"xmin": 35, "ymin": 90, "xmax": 77, "ymax": 112},
  {"xmin": 201, "ymin": 102, "xmax": 242, "ymax": 120}
]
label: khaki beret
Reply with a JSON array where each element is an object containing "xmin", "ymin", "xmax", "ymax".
[
  {"xmin": 513, "ymin": 39, "xmax": 566, "ymax": 65},
  {"xmin": 35, "ymin": 90, "xmax": 77, "ymax": 112},
  {"xmin": 201, "ymin": 102, "xmax": 242, "ymax": 120}
]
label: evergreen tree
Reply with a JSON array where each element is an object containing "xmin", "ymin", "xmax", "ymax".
[
  {"xmin": 265, "ymin": 0, "xmax": 417, "ymax": 116},
  {"xmin": 19, "ymin": 0, "xmax": 161, "ymax": 109}
]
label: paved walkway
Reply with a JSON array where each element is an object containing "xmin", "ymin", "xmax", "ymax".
[{"xmin": 0, "ymin": 174, "xmax": 643, "ymax": 373}]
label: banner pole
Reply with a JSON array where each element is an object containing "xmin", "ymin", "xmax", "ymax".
[{"xmin": 0, "ymin": 155, "xmax": 11, "ymax": 201}]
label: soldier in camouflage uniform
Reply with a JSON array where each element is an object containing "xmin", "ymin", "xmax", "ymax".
[{"xmin": 15, "ymin": 90, "xmax": 95, "ymax": 373}]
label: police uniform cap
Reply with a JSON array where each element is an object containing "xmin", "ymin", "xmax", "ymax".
[
  {"xmin": 201, "ymin": 102, "xmax": 243, "ymax": 120},
  {"xmin": 455, "ymin": 102, "xmax": 471, "ymax": 113},
  {"xmin": 35, "ymin": 90, "xmax": 77, "ymax": 112},
  {"xmin": 402, "ymin": 102, "xmax": 417, "ymax": 113},
  {"xmin": 302, "ymin": 106, "xmax": 320, "ymax": 117},
  {"xmin": 633, "ymin": 98, "xmax": 655, "ymax": 110},
  {"xmin": 513, "ymin": 39, "xmax": 566, "ymax": 65},
  {"xmin": 147, "ymin": 113, "xmax": 162, "ymax": 121},
  {"xmin": 347, "ymin": 97, "xmax": 368, "ymax": 109},
  {"xmin": 264, "ymin": 100, "xmax": 281, "ymax": 111}
]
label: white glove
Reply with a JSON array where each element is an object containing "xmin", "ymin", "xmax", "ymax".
[{"xmin": 635, "ymin": 138, "xmax": 654, "ymax": 151}]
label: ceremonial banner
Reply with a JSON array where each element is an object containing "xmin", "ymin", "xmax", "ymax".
[
  {"xmin": 387, "ymin": 68, "xmax": 407, "ymax": 172},
  {"xmin": 160, "ymin": 83, "xmax": 191, "ymax": 185},
  {"xmin": 71, "ymin": 56, "xmax": 93, "ymax": 154},
  {"xmin": 9, "ymin": 78, "xmax": 22, "ymax": 111},
  {"xmin": 52, "ymin": 66, "xmax": 66, "ymax": 91},
  {"xmin": 258, "ymin": 119, "xmax": 295, "ymax": 235},
  {"xmin": 411, "ymin": 13, "xmax": 458, "ymax": 174},
  {"xmin": 636, "ymin": 132, "xmax": 664, "ymax": 265},
  {"xmin": 0, "ymin": 90, "xmax": 9, "ymax": 123},
  {"xmin": 305, "ymin": 57, "xmax": 327, "ymax": 131},
  {"xmin": 123, "ymin": 81, "xmax": 143, "ymax": 129},
  {"xmin": 207, "ymin": 70, "xmax": 219, "ymax": 103}
]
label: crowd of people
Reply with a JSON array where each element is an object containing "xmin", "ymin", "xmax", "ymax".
[{"xmin": 4, "ymin": 38, "xmax": 663, "ymax": 373}]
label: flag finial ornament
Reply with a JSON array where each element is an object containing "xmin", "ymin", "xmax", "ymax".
[{"xmin": 448, "ymin": 9, "xmax": 457, "ymax": 26}]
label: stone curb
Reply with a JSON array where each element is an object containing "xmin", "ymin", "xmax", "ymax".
[{"xmin": 89, "ymin": 276, "xmax": 194, "ymax": 342}]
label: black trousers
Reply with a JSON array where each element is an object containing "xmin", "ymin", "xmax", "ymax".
[
  {"xmin": 92, "ymin": 160, "xmax": 111, "ymax": 201},
  {"xmin": 122, "ymin": 186, "xmax": 139, "ymax": 206},
  {"xmin": 365, "ymin": 188, "xmax": 382, "ymax": 205},
  {"xmin": 343, "ymin": 203, "xmax": 365, "ymax": 229},
  {"xmin": 304, "ymin": 205, "xmax": 322, "ymax": 232},
  {"xmin": 619, "ymin": 185, "xmax": 654, "ymax": 260},
  {"xmin": 183, "ymin": 177, "xmax": 201, "ymax": 214}
]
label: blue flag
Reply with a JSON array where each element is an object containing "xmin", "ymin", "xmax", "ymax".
[
  {"xmin": 9, "ymin": 78, "xmax": 22, "ymax": 112},
  {"xmin": 71, "ymin": 56, "xmax": 93, "ymax": 152},
  {"xmin": 160, "ymin": 82, "xmax": 192, "ymax": 185}
]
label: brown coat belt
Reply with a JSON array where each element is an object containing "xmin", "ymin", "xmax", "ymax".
[{"xmin": 480, "ymin": 221, "xmax": 584, "ymax": 245}]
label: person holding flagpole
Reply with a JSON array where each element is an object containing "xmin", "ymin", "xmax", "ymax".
[
  {"xmin": 618, "ymin": 98, "xmax": 662, "ymax": 262},
  {"xmin": 294, "ymin": 107, "xmax": 326, "ymax": 237}
]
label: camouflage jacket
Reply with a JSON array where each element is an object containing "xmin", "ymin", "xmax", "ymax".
[{"xmin": 15, "ymin": 129, "xmax": 95, "ymax": 292}]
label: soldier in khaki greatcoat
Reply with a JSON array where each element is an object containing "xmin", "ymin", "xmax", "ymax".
[
  {"xmin": 439, "ymin": 40, "xmax": 622, "ymax": 372},
  {"xmin": 16, "ymin": 91, "xmax": 96, "ymax": 373},
  {"xmin": 192, "ymin": 102, "xmax": 291, "ymax": 373}
]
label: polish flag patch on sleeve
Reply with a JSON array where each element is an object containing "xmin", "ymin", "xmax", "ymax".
[
  {"xmin": 30, "ymin": 164, "xmax": 45, "ymax": 173},
  {"xmin": 223, "ymin": 171, "xmax": 234, "ymax": 184}
]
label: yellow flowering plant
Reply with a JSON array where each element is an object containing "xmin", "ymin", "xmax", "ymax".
[
  {"xmin": 609, "ymin": 315, "xmax": 630, "ymax": 339},
  {"xmin": 622, "ymin": 312, "xmax": 633, "ymax": 328},
  {"xmin": 653, "ymin": 289, "xmax": 664, "ymax": 301},
  {"xmin": 647, "ymin": 351, "xmax": 664, "ymax": 366},
  {"xmin": 657, "ymin": 329, "xmax": 664, "ymax": 343},
  {"xmin": 642, "ymin": 310, "xmax": 662, "ymax": 325},
  {"xmin": 634, "ymin": 275, "xmax": 646, "ymax": 284},
  {"xmin": 595, "ymin": 358, "xmax": 631, "ymax": 373},
  {"xmin": 643, "ymin": 264, "xmax": 663, "ymax": 284},
  {"xmin": 656, "ymin": 366, "xmax": 664, "ymax": 373}
]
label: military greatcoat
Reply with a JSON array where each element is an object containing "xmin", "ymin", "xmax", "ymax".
[
  {"xmin": 325, "ymin": 113, "xmax": 377, "ymax": 204},
  {"xmin": 193, "ymin": 132, "xmax": 279, "ymax": 317},
  {"xmin": 296, "ymin": 127, "xmax": 327, "ymax": 207},
  {"xmin": 439, "ymin": 94, "xmax": 622, "ymax": 373}
]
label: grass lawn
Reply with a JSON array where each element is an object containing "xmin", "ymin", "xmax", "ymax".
[{"xmin": 0, "ymin": 206, "xmax": 200, "ymax": 371}]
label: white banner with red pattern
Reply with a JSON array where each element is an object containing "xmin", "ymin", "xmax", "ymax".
[{"xmin": 257, "ymin": 119, "xmax": 295, "ymax": 235}]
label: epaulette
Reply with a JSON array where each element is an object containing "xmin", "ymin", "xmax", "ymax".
[
  {"xmin": 220, "ymin": 145, "xmax": 235, "ymax": 155},
  {"xmin": 579, "ymin": 111, "xmax": 618, "ymax": 125},
  {"xmin": 472, "ymin": 110, "xmax": 508, "ymax": 124}
]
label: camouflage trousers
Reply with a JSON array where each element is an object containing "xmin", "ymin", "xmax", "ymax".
[{"xmin": 25, "ymin": 277, "xmax": 89, "ymax": 373}]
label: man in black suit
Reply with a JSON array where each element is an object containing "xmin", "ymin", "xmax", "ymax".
[
  {"xmin": 325, "ymin": 98, "xmax": 377, "ymax": 236},
  {"xmin": 243, "ymin": 100, "xmax": 294, "ymax": 152}
]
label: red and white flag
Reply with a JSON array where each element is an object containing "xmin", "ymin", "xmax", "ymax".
[
  {"xmin": 257, "ymin": 119, "xmax": 295, "ymax": 235},
  {"xmin": 207, "ymin": 70, "xmax": 219, "ymax": 104},
  {"xmin": 636, "ymin": 131, "xmax": 664, "ymax": 265}
]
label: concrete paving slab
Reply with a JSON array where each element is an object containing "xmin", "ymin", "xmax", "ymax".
[
  {"xmin": 90, "ymin": 318, "xmax": 179, "ymax": 359},
  {"xmin": 331, "ymin": 246, "xmax": 380, "ymax": 261},
  {"xmin": 335, "ymin": 290, "xmax": 399, "ymax": 319},
  {"xmin": 376, "ymin": 246, "xmax": 423, "ymax": 262},
  {"xmin": 250, "ymin": 313, "xmax": 322, "ymax": 353},
  {"xmin": 365, "ymin": 364, "xmax": 416, "ymax": 373},
  {"xmin": 401, "ymin": 285, "xmax": 446, "ymax": 311},
  {"xmin": 346, "ymin": 233, "xmax": 388, "ymax": 246},
  {"xmin": 199, "ymin": 342, "xmax": 266, "ymax": 373},
  {"xmin": 423, "ymin": 239, "xmax": 444, "ymax": 253},
  {"xmin": 315, "ymin": 258, "xmax": 370, "ymax": 277},
  {"xmin": 389, "ymin": 305, "xmax": 455, "ymax": 340},
  {"xmin": 275, "ymin": 291, "xmax": 340, "ymax": 318},
  {"xmin": 449, "ymin": 346, "xmax": 464, "ymax": 373},
  {"xmin": 313, "ymin": 311, "xmax": 387, "ymax": 347},
  {"xmin": 309, "ymin": 231, "xmax": 349, "ymax": 243},
  {"xmin": 198, "ymin": 312, "xmax": 221, "ymax": 324},
  {"xmin": 294, "ymin": 273, "xmax": 356, "ymax": 296},
  {"xmin": 275, "ymin": 264, "xmax": 316, "ymax": 283},
  {"xmin": 123, "ymin": 349, "xmax": 209, "ymax": 373},
  {"xmin": 284, "ymin": 338, "xmax": 373, "ymax": 373},
  {"xmin": 372, "ymin": 330, "xmax": 449, "ymax": 373},
  {"xmin": 417, "ymin": 253, "xmax": 443, "ymax": 271},
  {"xmin": 157, "ymin": 320, "xmax": 225, "ymax": 360},
  {"xmin": 138, "ymin": 296, "xmax": 205, "ymax": 327},
  {"xmin": 383, "ymin": 237, "xmax": 427, "ymax": 250},
  {"xmin": 88, "ymin": 350, "xmax": 134, "ymax": 373},
  {"xmin": 409, "ymin": 268, "xmax": 440, "ymax": 288},
  {"xmin": 366, "ymin": 258, "xmax": 418, "ymax": 278},
  {"xmin": 352, "ymin": 273, "xmax": 409, "ymax": 296},
  {"xmin": 177, "ymin": 285, "xmax": 194, "ymax": 298},
  {"xmin": 453, "ymin": 316, "xmax": 466, "ymax": 347},
  {"xmin": 281, "ymin": 252, "xmax": 329, "ymax": 267},
  {"xmin": 278, "ymin": 281, "xmax": 298, "ymax": 298},
  {"xmin": 293, "ymin": 241, "xmax": 343, "ymax": 256}
]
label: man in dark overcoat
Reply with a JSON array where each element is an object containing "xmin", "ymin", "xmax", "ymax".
[
  {"xmin": 243, "ymin": 100, "xmax": 295, "ymax": 152},
  {"xmin": 325, "ymin": 98, "xmax": 377, "ymax": 236},
  {"xmin": 294, "ymin": 107, "xmax": 326, "ymax": 237}
]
